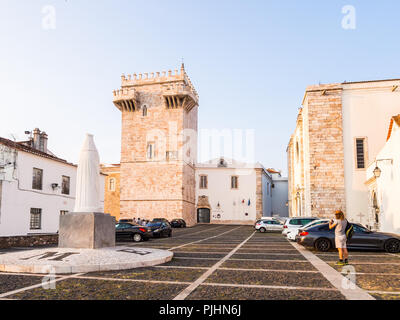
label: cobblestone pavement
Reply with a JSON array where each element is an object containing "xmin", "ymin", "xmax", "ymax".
[{"xmin": 0, "ymin": 224, "xmax": 399, "ymax": 300}]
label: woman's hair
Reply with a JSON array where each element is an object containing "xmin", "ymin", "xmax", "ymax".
[{"xmin": 335, "ymin": 210, "xmax": 345, "ymax": 220}]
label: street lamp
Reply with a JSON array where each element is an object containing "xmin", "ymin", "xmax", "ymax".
[
  {"xmin": 373, "ymin": 166, "xmax": 382, "ymax": 179},
  {"xmin": 373, "ymin": 159, "xmax": 393, "ymax": 179}
]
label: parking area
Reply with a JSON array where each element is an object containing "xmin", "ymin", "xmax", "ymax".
[{"xmin": 0, "ymin": 224, "xmax": 399, "ymax": 300}]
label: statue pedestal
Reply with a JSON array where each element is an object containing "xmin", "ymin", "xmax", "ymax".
[{"xmin": 59, "ymin": 212, "xmax": 116, "ymax": 249}]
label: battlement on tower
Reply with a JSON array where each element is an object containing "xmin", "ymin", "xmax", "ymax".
[{"xmin": 113, "ymin": 64, "xmax": 199, "ymax": 112}]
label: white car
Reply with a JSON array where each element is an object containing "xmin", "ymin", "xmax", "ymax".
[
  {"xmin": 255, "ymin": 218, "xmax": 284, "ymax": 233},
  {"xmin": 282, "ymin": 217, "xmax": 319, "ymax": 239},
  {"xmin": 287, "ymin": 219, "xmax": 331, "ymax": 241}
]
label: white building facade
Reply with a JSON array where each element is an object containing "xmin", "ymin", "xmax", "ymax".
[
  {"xmin": 0, "ymin": 131, "xmax": 105, "ymax": 237},
  {"xmin": 195, "ymin": 158, "xmax": 283, "ymax": 225},
  {"xmin": 365, "ymin": 115, "xmax": 400, "ymax": 234}
]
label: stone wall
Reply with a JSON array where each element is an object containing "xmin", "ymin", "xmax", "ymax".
[
  {"xmin": 288, "ymin": 84, "xmax": 346, "ymax": 218},
  {"xmin": 0, "ymin": 234, "xmax": 58, "ymax": 249},
  {"xmin": 303, "ymin": 85, "xmax": 346, "ymax": 217},
  {"xmin": 101, "ymin": 165, "xmax": 121, "ymax": 222}
]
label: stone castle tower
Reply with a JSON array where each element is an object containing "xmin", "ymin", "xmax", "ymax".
[{"xmin": 113, "ymin": 64, "xmax": 199, "ymax": 226}]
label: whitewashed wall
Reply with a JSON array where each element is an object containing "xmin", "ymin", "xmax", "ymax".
[
  {"xmin": 342, "ymin": 81, "xmax": 400, "ymax": 225},
  {"xmin": 366, "ymin": 122, "xmax": 400, "ymax": 234},
  {"xmin": 0, "ymin": 150, "xmax": 105, "ymax": 236},
  {"xmin": 195, "ymin": 167, "xmax": 258, "ymax": 223}
]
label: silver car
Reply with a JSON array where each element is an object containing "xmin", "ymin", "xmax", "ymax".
[{"xmin": 255, "ymin": 219, "xmax": 284, "ymax": 233}]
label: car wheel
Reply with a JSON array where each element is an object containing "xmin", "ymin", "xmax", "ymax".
[
  {"xmin": 132, "ymin": 233, "xmax": 142, "ymax": 242},
  {"xmin": 259, "ymin": 227, "xmax": 266, "ymax": 233},
  {"xmin": 315, "ymin": 238, "xmax": 331, "ymax": 252},
  {"xmin": 385, "ymin": 239, "xmax": 400, "ymax": 253}
]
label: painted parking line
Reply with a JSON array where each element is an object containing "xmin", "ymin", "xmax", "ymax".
[
  {"xmin": 0, "ymin": 273, "xmax": 86, "ymax": 299},
  {"xmin": 172, "ymin": 251, "xmax": 303, "ymax": 256},
  {"xmin": 290, "ymin": 242, "xmax": 375, "ymax": 300},
  {"xmin": 168, "ymin": 226, "xmax": 243, "ymax": 251},
  {"xmin": 173, "ymin": 231, "xmax": 256, "ymax": 300}
]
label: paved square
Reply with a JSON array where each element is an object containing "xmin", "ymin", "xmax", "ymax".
[{"xmin": 0, "ymin": 225, "xmax": 399, "ymax": 300}]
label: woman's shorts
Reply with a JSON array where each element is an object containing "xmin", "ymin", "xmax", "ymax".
[{"xmin": 335, "ymin": 235, "xmax": 347, "ymax": 249}]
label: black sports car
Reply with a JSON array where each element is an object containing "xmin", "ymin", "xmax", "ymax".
[
  {"xmin": 297, "ymin": 223, "xmax": 400, "ymax": 253},
  {"xmin": 146, "ymin": 221, "xmax": 172, "ymax": 238},
  {"xmin": 115, "ymin": 223, "xmax": 152, "ymax": 242},
  {"xmin": 170, "ymin": 219, "xmax": 187, "ymax": 228}
]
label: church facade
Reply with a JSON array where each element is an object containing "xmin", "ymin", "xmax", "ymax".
[
  {"xmin": 287, "ymin": 79, "xmax": 400, "ymax": 226},
  {"xmin": 112, "ymin": 65, "xmax": 199, "ymax": 226}
]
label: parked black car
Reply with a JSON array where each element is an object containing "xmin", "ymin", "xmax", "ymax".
[
  {"xmin": 297, "ymin": 222, "xmax": 400, "ymax": 253},
  {"xmin": 115, "ymin": 223, "xmax": 152, "ymax": 242},
  {"xmin": 146, "ymin": 221, "xmax": 172, "ymax": 238},
  {"xmin": 151, "ymin": 218, "xmax": 170, "ymax": 223},
  {"xmin": 170, "ymin": 219, "xmax": 186, "ymax": 228}
]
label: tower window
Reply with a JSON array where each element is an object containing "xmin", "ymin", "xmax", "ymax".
[
  {"xmin": 142, "ymin": 105, "xmax": 148, "ymax": 117},
  {"xmin": 355, "ymin": 138, "xmax": 366, "ymax": 169},
  {"xmin": 147, "ymin": 142, "xmax": 155, "ymax": 160}
]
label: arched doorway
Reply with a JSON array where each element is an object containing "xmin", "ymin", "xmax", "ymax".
[{"xmin": 197, "ymin": 208, "xmax": 211, "ymax": 223}]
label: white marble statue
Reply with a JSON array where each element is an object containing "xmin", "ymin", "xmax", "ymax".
[{"xmin": 74, "ymin": 134, "xmax": 102, "ymax": 213}]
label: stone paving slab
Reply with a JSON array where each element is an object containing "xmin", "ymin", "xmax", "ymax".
[
  {"xmin": 7, "ymin": 278, "xmax": 187, "ymax": 300},
  {"xmin": 231, "ymin": 253, "xmax": 306, "ymax": 261},
  {"xmin": 162, "ymin": 258, "xmax": 218, "ymax": 268},
  {"xmin": 356, "ymin": 274, "xmax": 400, "ymax": 292},
  {"xmin": 370, "ymin": 293, "xmax": 400, "ymax": 300},
  {"xmin": 221, "ymin": 260, "xmax": 317, "ymax": 271},
  {"xmin": 0, "ymin": 246, "xmax": 173, "ymax": 274},
  {"xmin": 206, "ymin": 270, "xmax": 333, "ymax": 288},
  {"xmin": 86, "ymin": 267, "xmax": 205, "ymax": 282},
  {"xmin": 0, "ymin": 274, "xmax": 44, "ymax": 294},
  {"xmin": 186, "ymin": 285, "xmax": 345, "ymax": 300}
]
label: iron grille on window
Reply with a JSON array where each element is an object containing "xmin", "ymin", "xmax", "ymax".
[
  {"xmin": 30, "ymin": 208, "xmax": 42, "ymax": 230},
  {"xmin": 32, "ymin": 168, "xmax": 43, "ymax": 190},
  {"xmin": 62, "ymin": 176, "xmax": 70, "ymax": 195},
  {"xmin": 356, "ymin": 139, "xmax": 365, "ymax": 169}
]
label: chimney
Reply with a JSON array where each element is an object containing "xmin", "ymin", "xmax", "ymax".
[
  {"xmin": 32, "ymin": 128, "xmax": 48, "ymax": 153},
  {"xmin": 40, "ymin": 132, "xmax": 48, "ymax": 153},
  {"xmin": 33, "ymin": 128, "xmax": 41, "ymax": 150}
]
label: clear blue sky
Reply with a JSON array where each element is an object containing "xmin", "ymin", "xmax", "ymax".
[{"xmin": 1, "ymin": 0, "xmax": 399, "ymax": 175}]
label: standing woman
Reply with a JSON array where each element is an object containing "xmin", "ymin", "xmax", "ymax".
[{"xmin": 329, "ymin": 210, "xmax": 349, "ymax": 266}]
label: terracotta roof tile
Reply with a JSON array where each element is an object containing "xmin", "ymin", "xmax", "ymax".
[{"xmin": 0, "ymin": 137, "xmax": 76, "ymax": 167}]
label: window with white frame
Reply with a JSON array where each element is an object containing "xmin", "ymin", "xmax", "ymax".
[{"xmin": 109, "ymin": 177, "xmax": 116, "ymax": 191}]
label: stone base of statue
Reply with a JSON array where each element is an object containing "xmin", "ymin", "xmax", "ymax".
[{"xmin": 59, "ymin": 212, "xmax": 116, "ymax": 249}]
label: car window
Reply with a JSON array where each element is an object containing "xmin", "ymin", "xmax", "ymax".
[
  {"xmin": 318, "ymin": 224, "xmax": 331, "ymax": 231},
  {"xmin": 300, "ymin": 219, "xmax": 315, "ymax": 225},
  {"xmin": 116, "ymin": 224, "xmax": 128, "ymax": 229},
  {"xmin": 290, "ymin": 219, "xmax": 301, "ymax": 225},
  {"xmin": 353, "ymin": 225, "xmax": 368, "ymax": 233}
]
